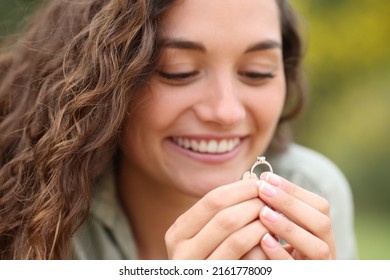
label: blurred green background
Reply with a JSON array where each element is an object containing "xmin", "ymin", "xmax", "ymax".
[
  {"xmin": 1, "ymin": 0, "xmax": 389, "ymax": 259},
  {"xmin": 290, "ymin": 0, "xmax": 390, "ymax": 260}
]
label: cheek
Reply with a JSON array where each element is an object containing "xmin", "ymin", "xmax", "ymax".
[
  {"xmin": 119, "ymin": 114, "xmax": 147, "ymax": 163},
  {"xmin": 137, "ymin": 83, "xmax": 193, "ymax": 129},
  {"xmin": 119, "ymin": 85, "xmax": 188, "ymax": 155},
  {"xmin": 119, "ymin": 95, "xmax": 157, "ymax": 160},
  {"xmin": 249, "ymin": 81, "xmax": 286, "ymax": 130},
  {"xmin": 119, "ymin": 109, "xmax": 162, "ymax": 180},
  {"xmin": 125, "ymin": 87, "xmax": 173, "ymax": 135}
]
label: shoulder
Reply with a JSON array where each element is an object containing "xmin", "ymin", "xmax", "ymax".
[
  {"xmin": 268, "ymin": 143, "xmax": 350, "ymax": 197},
  {"xmin": 72, "ymin": 168, "xmax": 138, "ymax": 259}
]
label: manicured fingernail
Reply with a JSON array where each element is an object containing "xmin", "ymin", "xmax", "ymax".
[
  {"xmin": 264, "ymin": 172, "xmax": 282, "ymax": 186},
  {"xmin": 258, "ymin": 180, "xmax": 276, "ymax": 197},
  {"xmin": 262, "ymin": 232, "xmax": 278, "ymax": 248},
  {"xmin": 261, "ymin": 206, "xmax": 279, "ymax": 223}
]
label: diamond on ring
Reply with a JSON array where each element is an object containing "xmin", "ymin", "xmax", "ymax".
[{"xmin": 250, "ymin": 156, "xmax": 273, "ymax": 178}]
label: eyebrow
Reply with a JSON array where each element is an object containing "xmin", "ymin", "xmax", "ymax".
[
  {"xmin": 245, "ymin": 40, "xmax": 282, "ymax": 53},
  {"xmin": 159, "ymin": 38, "xmax": 206, "ymax": 52},
  {"xmin": 158, "ymin": 38, "xmax": 281, "ymax": 53}
]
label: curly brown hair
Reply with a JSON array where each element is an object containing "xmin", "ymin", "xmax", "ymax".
[{"xmin": 0, "ymin": 0, "xmax": 304, "ymax": 259}]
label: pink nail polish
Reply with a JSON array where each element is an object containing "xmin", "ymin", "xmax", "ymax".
[
  {"xmin": 262, "ymin": 232, "xmax": 278, "ymax": 248},
  {"xmin": 261, "ymin": 206, "xmax": 279, "ymax": 223},
  {"xmin": 259, "ymin": 181, "xmax": 276, "ymax": 197},
  {"xmin": 265, "ymin": 172, "xmax": 282, "ymax": 186}
]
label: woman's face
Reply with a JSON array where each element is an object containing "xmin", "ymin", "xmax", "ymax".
[{"xmin": 120, "ymin": 0, "xmax": 285, "ymax": 197}]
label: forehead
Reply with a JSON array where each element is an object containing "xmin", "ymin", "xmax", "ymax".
[{"xmin": 158, "ymin": 0, "xmax": 281, "ymax": 42}]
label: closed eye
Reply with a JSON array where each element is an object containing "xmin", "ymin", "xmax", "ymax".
[
  {"xmin": 157, "ymin": 70, "xmax": 199, "ymax": 80},
  {"xmin": 239, "ymin": 71, "xmax": 275, "ymax": 79}
]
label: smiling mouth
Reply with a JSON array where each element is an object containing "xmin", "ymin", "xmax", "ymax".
[{"xmin": 171, "ymin": 137, "xmax": 241, "ymax": 154}]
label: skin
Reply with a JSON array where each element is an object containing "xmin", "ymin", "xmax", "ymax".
[{"xmin": 117, "ymin": 0, "xmax": 336, "ymax": 260}]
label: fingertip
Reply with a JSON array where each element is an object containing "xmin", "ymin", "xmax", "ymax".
[
  {"xmin": 243, "ymin": 171, "xmax": 259, "ymax": 180},
  {"xmin": 242, "ymin": 171, "xmax": 251, "ymax": 179},
  {"xmin": 259, "ymin": 172, "xmax": 268, "ymax": 180},
  {"xmin": 261, "ymin": 233, "xmax": 294, "ymax": 260},
  {"xmin": 262, "ymin": 172, "xmax": 282, "ymax": 186},
  {"xmin": 262, "ymin": 232, "xmax": 278, "ymax": 249}
]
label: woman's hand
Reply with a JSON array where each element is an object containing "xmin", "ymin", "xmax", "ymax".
[
  {"xmin": 258, "ymin": 172, "xmax": 336, "ymax": 260},
  {"xmin": 165, "ymin": 173, "xmax": 269, "ymax": 260}
]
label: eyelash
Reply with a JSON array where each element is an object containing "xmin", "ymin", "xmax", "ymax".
[
  {"xmin": 239, "ymin": 71, "xmax": 275, "ymax": 80},
  {"xmin": 157, "ymin": 70, "xmax": 198, "ymax": 80},
  {"xmin": 157, "ymin": 70, "xmax": 275, "ymax": 82}
]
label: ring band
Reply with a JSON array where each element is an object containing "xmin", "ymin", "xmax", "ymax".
[{"xmin": 250, "ymin": 156, "xmax": 273, "ymax": 178}]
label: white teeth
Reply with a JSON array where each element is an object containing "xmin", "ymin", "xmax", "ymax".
[
  {"xmin": 207, "ymin": 140, "xmax": 218, "ymax": 153},
  {"xmin": 184, "ymin": 139, "xmax": 191, "ymax": 149},
  {"xmin": 199, "ymin": 140, "xmax": 207, "ymax": 153},
  {"xmin": 172, "ymin": 137, "xmax": 241, "ymax": 154},
  {"xmin": 190, "ymin": 139, "xmax": 198, "ymax": 151},
  {"xmin": 217, "ymin": 139, "xmax": 228, "ymax": 153}
]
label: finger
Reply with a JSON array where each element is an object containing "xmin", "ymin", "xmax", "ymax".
[
  {"xmin": 258, "ymin": 180, "xmax": 332, "ymax": 234},
  {"xmin": 260, "ymin": 206, "xmax": 332, "ymax": 259},
  {"xmin": 207, "ymin": 220, "xmax": 268, "ymax": 260},
  {"xmin": 260, "ymin": 172, "xmax": 330, "ymax": 215},
  {"xmin": 243, "ymin": 171, "xmax": 259, "ymax": 181},
  {"xmin": 260, "ymin": 233, "xmax": 293, "ymax": 260},
  {"xmin": 183, "ymin": 198, "xmax": 264, "ymax": 259},
  {"xmin": 167, "ymin": 179, "xmax": 259, "ymax": 241},
  {"xmin": 240, "ymin": 245, "xmax": 268, "ymax": 260},
  {"xmin": 257, "ymin": 179, "xmax": 335, "ymax": 256},
  {"xmin": 242, "ymin": 171, "xmax": 251, "ymax": 180}
]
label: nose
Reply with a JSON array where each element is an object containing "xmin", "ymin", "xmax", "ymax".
[{"xmin": 193, "ymin": 73, "xmax": 246, "ymax": 127}]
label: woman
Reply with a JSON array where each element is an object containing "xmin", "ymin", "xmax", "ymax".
[{"xmin": 0, "ymin": 0, "xmax": 357, "ymax": 260}]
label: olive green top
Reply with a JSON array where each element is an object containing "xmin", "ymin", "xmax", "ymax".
[{"xmin": 72, "ymin": 143, "xmax": 357, "ymax": 259}]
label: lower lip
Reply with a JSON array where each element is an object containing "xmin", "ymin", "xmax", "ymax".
[{"xmin": 166, "ymin": 138, "xmax": 245, "ymax": 164}]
